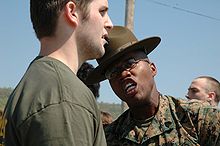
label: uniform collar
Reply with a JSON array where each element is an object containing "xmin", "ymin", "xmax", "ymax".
[{"xmin": 117, "ymin": 95, "xmax": 175, "ymax": 143}]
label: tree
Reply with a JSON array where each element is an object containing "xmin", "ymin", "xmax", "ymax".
[{"xmin": 0, "ymin": 87, "xmax": 12, "ymax": 110}]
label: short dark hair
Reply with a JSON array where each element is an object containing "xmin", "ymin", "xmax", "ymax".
[
  {"xmin": 197, "ymin": 76, "xmax": 220, "ymax": 102},
  {"xmin": 77, "ymin": 62, "xmax": 100, "ymax": 98},
  {"xmin": 30, "ymin": 0, "xmax": 92, "ymax": 39}
]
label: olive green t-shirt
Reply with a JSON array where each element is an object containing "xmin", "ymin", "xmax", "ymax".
[{"xmin": 4, "ymin": 56, "xmax": 106, "ymax": 146}]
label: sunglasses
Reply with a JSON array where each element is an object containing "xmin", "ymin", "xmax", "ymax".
[{"xmin": 105, "ymin": 58, "xmax": 150, "ymax": 80}]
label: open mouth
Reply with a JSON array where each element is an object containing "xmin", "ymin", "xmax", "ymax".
[
  {"xmin": 103, "ymin": 36, "xmax": 109, "ymax": 47},
  {"xmin": 102, "ymin": 32, "xmax": 109, "ymax": 43},
  {"xmin": 123, "ymin": 80, "xmax": 137, "ymax": 95}
]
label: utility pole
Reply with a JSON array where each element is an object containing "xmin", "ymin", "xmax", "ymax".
[
  {"xmin": 121, "ymin": 0, "xmax": 135, "ymax": 112},
  {"xmin": 125, "ymin": 0, "xmax": 135, "ymax": 31}
]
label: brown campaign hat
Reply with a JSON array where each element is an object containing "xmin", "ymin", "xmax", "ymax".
[{"xmin": 86, "ymin": 26, "xmax": 161, "ymax": 84}]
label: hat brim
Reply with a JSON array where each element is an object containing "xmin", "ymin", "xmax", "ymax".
[{"xmin": 86, "ymin": 36, "xmax": 161, "ymax": 84}]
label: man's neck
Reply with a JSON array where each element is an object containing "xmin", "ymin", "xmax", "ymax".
[
  {"xmin": 130, "ymin": 92, "xmax": 160, "ymax": 120},
  {"xmin": 39, "ymin": 37, "xmax": 80, "ymax": 74}
]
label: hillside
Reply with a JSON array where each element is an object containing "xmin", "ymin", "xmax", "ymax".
[
  {"xmin": 0, "ymin": 87, "xmax": 12, "ymax": 111},
  {"xmin": 98, "ymin": 102, "xmax": 122, "ymax": 120}
]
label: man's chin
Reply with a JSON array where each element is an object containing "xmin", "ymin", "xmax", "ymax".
[{"xmin": 96, "ymin": 48, "xmax": 105, "ymax": 58}]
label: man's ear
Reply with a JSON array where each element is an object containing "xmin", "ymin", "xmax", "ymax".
[
  {"xmin": 64, "ymin": 1, "xmax": 78, "ymax": 26},
  {"xmin": 207, "ymin": 91, "xmax": 218, "ymax": 106},
  {"xmin": 208, "ymin": 91, "xmax": 216, "ymax": 99}
]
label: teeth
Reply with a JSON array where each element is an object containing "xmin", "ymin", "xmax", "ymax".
[
  {"xmin": 125, "ymin": 83, "xmax": 132, "ymax": 89},
  {"xmin": 124, "ymin": 83, "xmax": 135, "ymax": 92}
]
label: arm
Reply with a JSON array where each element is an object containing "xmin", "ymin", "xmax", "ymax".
[
  {"xmin": 18, "ymin": 102, "xmax": 102, "ymax": 146},
  {"xmin": 198, "ymin": 107, "xmax": 220, "ymax": 146}
]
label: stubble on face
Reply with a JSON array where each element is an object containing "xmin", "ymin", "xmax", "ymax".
[
  {"xmin": 75, "ymin": 0, "xmax": 109, "ymax": 60},
  {"xmin": 188, "ymin": 79, "xmax": 209, "ymax": 101}
]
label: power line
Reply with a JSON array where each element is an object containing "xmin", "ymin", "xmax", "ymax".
[{"xmin": 146, "ymin": 0, "xmax": 220, "ymax": 22}]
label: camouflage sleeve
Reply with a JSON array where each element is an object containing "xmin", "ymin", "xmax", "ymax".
[{"xmin": 198, "ymin": 107, "xmax": 220, "ymax": 146}]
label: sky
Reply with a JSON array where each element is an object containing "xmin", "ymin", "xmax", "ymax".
[{"xmin": 0, "ymin": 0, "xmax": 220, "ymax": 104}]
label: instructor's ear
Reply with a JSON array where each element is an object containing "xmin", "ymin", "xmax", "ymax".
[{"xmin": 150, "ymin": 62, "xmax": 157, "ymax": 77}]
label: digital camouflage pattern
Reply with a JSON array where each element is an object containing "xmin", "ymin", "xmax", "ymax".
[{"xmin": 105, "ymin": 95, "xmax": 220, "ymax": 146}]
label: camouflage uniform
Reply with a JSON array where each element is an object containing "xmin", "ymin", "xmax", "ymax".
[{"xmin": 105, "ymin": 95, "xmax": 220, "ymax": 146}]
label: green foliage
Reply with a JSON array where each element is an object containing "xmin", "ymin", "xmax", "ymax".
[
  {"xmin": 98, "ymin": 102, "xmax": 122, "ymax": 120},
  {"xmin": 0, "ymin": 87, "xmax": 12, "ymax": 110},
  {"xmin": 0, "ymin": 87, "xmax": 13, "ymax": 98}
]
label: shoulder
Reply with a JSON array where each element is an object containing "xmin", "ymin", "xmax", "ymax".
[
  {"xmin": 163, "ymin": 95, "xmax": 220, "ymax": 145},
  {"xmin": 163, "ymin": 95, "xmax": 219, "ymax": 125},
  {"xmin": 164, "ymin": 95, "xmax": 211, "ymax": 113},
  {"xmin": 165, "ymin": 96, "xmax": 220, "ymax": 131},
  {"xmin": 104, "ymin": 110, "xmax": 130, "ymax": 138},
  {"xmin": 7, "ymin": 57, "xmax": 98, "ymax": 125}
]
